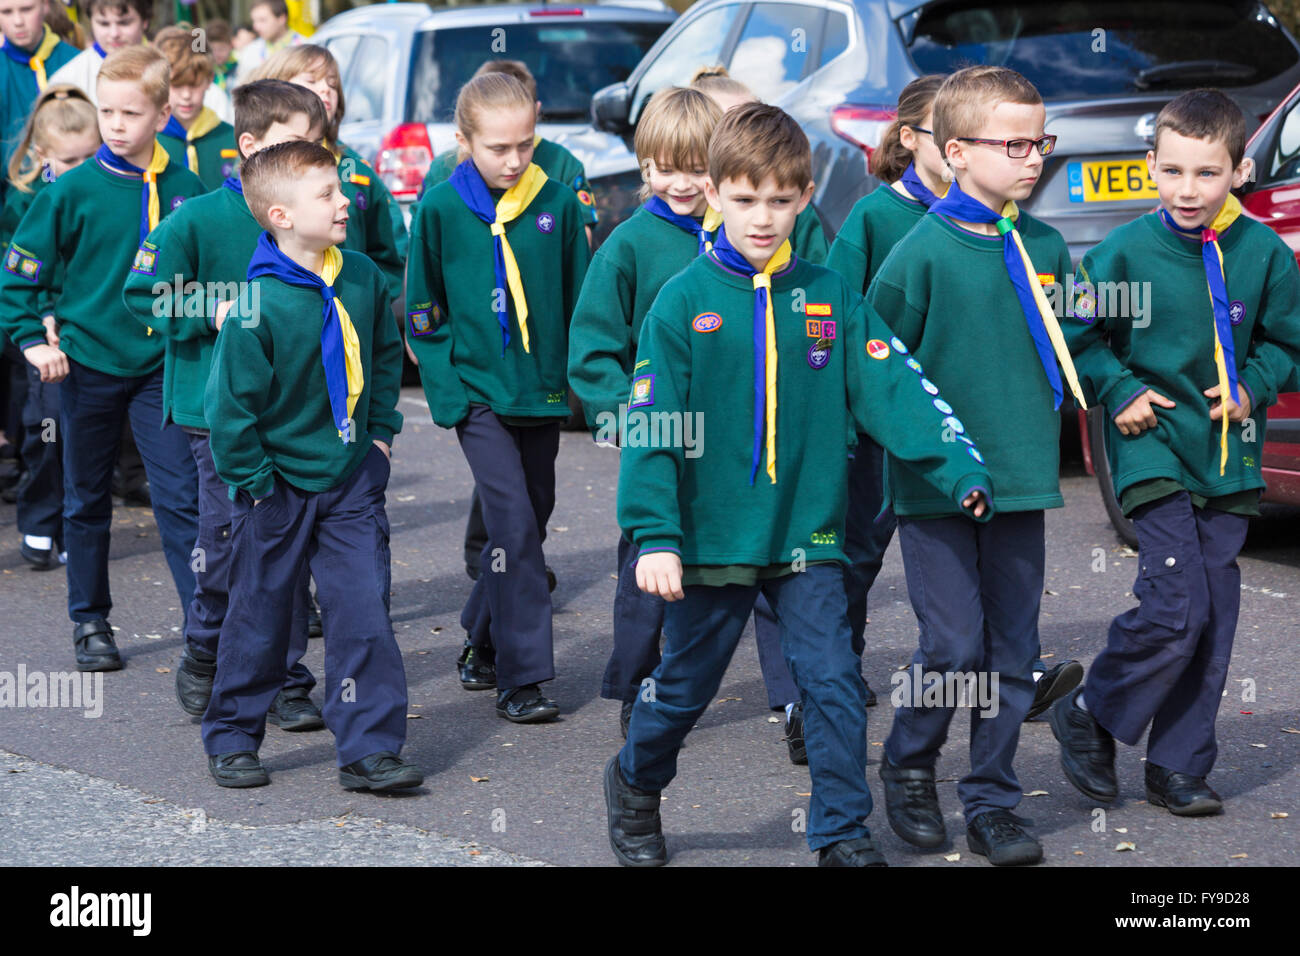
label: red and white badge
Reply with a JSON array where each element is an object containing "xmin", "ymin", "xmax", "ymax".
[{"xmin": 866, "ymin": 339, "xmax": 891, "ymax": 360}]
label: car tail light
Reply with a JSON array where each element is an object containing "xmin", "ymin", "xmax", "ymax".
[
  {"xmin": 530, "ymin": 7, "xmax": 584, "ymax": 15},
  {"xmin": 376, "ymin": 123, "xmax": 433, "ymax": 203},
  {"xmin": 831, "ymin": 105, "xmax": 898, "ymax": 174}
]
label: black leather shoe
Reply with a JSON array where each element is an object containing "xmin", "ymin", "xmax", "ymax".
[
  {"xmin": 209, "ymin": 751, "xmax": 269, "ymax": 788},
  {"xmin": 175, "ymin": 645, "xmax": 217, "ymax": 716},
  {"xmin": 1049, "ymin": 687, "xmax": 1117, "ymax": 802},
  {"xmin": 307, "ymin": 597, "xmax": 323, "ymax": 638},
  {"xmin": 546, "ymin": 565, "xmax": 557, "ymax": 592},
  {"xmin": 785, "ymin": 702, "xmax": 807, "ymax": 765},
  {"xmin": 457, "ymin": 639, "xmax": 496, "ymax": 690},
  {"xmin": 465, "ymin": 562, "xmax": 480, "ymax": 581},
  {"xmin": 880, "ymin": 755, "xmax": 945, "ymax": 848},
  {"xmin": 20, "ymin": 539, "xmax": 62, "ymax": 570},
  {"xmin": 339, "ymin": 751, "xmax": 424, "ymax": 792},
  {"xmin": 496, "ymin": 684, "xmax": 559, "ymax": 723},
  {"xmin": 604, "ymin": 754, "xmax": 666, "ymax": 866},
  {"xmin": 967, "ymin": 809, "xmax": 1042, "ymax": 865},
  {"xmin": 863, "ymin": 678, "xmax": 878, "ymax": 707},
  {"xmin": 267, "ymin": 688, "xmax": 325, "ymax": 731},
  {"xmin": 818, "ymin": 835, "xmax": 888, "ymax": 866},
  {"xmin": 620, "ymin": 700, "xmax": 633, "ymax": 739},
  {"xmin": 1145, "ymin": 762, "xmax": 1223, "ymax": 816},
  {"xmin": 73, "ymin": 619, "xmax": 122, "ymax": 672},
  {"xmin": 1026, "ymin": 660, "xmax": 1084, "ymax": 720}
]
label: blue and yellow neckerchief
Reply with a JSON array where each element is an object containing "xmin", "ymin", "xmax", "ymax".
[
  {"xmin": 246, "ymin": 233, "xmax": 363, "ymax": 442},
  {"xmin": 709, "ymin": 225, "xmax": 793, "ymax": 485},
  {"xmin": 929, "ymin": 180, "xmax": 1087, "ymax": 410},
  {"xmin": 898, "ymin": 162, "xmax": 948, "ymax": 208},
  {"xmin": 643, "ymin": 196, "xmax": 724, "ymax": 254},
  {"xmin": 448, "ymin": 158, "xmax": 549, "ymax": 355},
  {"xmin": 3, "ymin": 25, "xmax": 60, "ymax": 90}
]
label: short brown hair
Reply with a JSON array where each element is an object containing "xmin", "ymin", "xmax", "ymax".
[
  {"xmin": 97, "ymin": 45, "xmax": 170, "ymax": 110},
  {"xmin": 250, "ymin": 0, "xmax": 289, "ymax": 19},
  {"xmin": 708, "ymin": 102, "xmax": 810, "ymax": 192},
  {"xmin": 240, "ymin": 139, "xmax": 336, "ymax": 230},
  {"xmin": 248, "ymin": 45, "xmax": 346, "ymax": 148},
  {"xmin": 634, "ymin": 87, "xmax": 721, "ymax": 200},
  {"xmin": 154, "ymin": 25, "xmax": 215, "ymax": 87},
  {"xmin": 472, "ymin": 59, "xmax": 537, "ymax": 105},
  {"xmin": 205, "ymin": 19, "xmax": 232, "ymax": 46},
  {"xmin": 82, "ymin": 0, "xmax": 151, "ymax": 22},
  {"xmin": 232, "ymin": 79, "xmax": 327, "ymax": 154},
  {"xmin": 1154, "ymin": 89, "xmax": 1246, "ymax": 168},
  {"xmin": 932, "ymin": 65, "xmax": 1041, "ymax": 163}
]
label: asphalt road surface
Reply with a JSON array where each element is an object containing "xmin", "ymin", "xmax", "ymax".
[{"xmin": 2, "ymin": 388, "xmax": 1297, "ymax": 867}]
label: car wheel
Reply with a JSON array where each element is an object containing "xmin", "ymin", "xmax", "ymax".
[{"xmin": 1086, "ymin": 405, "xmax": 1138, "ymax": 548}]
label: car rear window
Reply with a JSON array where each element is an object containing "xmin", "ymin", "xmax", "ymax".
[
  {"xmin": 406, "ymin": 20, "xmax": 669, "ymax": 123},
  {"xmin": 907, "ymin": 1, "xmax": 1300, "ymax": 99}
]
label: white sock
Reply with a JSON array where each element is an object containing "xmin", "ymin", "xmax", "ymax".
[
  {"xmin": 1032, "ymin": 670, "xmax": 1044, "ymax": 683},
  {"xmin": 784, "ymin": 702, "xmax": 795, "ymax": 720},
  {"xmin": 1074, "ymin": 692, "xmax": 1089, "ymax": 713},
  {"xmin": 24, "ymin": 535, "xmax": 52, "ymax": 550}
]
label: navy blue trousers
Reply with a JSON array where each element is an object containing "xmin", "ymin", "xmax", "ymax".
[
  {"xmin": 59, "ymin": 360, "xmax": 198, "ymax": 623},
  {"xmin": 17, "ymin": 361, "xmax": 62, "ymax": 541},
  {"xmin": 185, "ymin": 431, "xmax": 313, "ymax": 691},
  {"xmin": 885, "ymin": 511, "xmax": 1042, "ymax": 822},
  {"xmin": 1083, "ymin": 492, "xmax": 1249, "ymax": 777},
  {"xmin": 620, "ymin": 564, "xmax": 872, "ymax": 851},
  {"xmin": 202, "ymin": 445, "xmax": 406, "ymax": 766},
  {"xmin": 456, "ymin": 405, "xmax": 558, "ymax": 690}
]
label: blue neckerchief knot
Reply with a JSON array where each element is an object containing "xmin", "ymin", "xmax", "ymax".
[{"xmin": 644, "ymin": 196, "xmax": 715, "ymax": 254}]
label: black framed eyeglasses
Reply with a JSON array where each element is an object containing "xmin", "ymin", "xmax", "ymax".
[
  {"xmin": 908, "ymin": 125, "xmax": 932, "ymax": 136},
  {"xmin": 956, "ymin": 135, "xmax": 1058, "ymax": 158}
]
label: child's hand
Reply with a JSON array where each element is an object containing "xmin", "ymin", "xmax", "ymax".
[
  {"xmin": 1114, "ymin": 389, "xmax": 1175, "ymax": 436},
  {"xmin": 213, "ymin": 299, "xmax": 234, "ymax": 332},
  {"xmin": 372, "ymin": 439, "xmax": 391, "ymax": 458},
  {"xmin": 962, "ymin": 488, "xmax": 988, "ymax": 518},
  {"xmin": 23, "ymin": 343, "xmax": 68, "ymax": 383},
  {"xmin": 1205, "ymin": 384, "xmax": 1251, "ymax": 422},
  {"xmin": 636, "ymin": 551, "xmax": 684, "ymax": 602},
  {"xmin": 41, "ymin": 314, "xmax": 59, "ymax": 348}
]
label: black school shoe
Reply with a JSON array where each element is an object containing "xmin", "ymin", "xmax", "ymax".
[
  {"xmin": 175, "ymin": 645, "xmax": 217, "ymax": 716},
  {"xmin": 457, "ymin": 639, "xmax": 496, "ymax": 690},
  {"xmin": 1026, "ymin": 660, "xmax": 1084, "ymax": 720},
  {"xmin": 307, "ymin": 596, "xmax": 323, "ymax": 638},
  {"xmin": 73, "ymin": 620, "xmax": 122, "ymax": 672},
  {"xmin": 1145, "ymin": 763, "xmax": 1223, "ymax": 816},
  {"xmin": 496, "ymin": 684, "xmax": 559, "ymax": 723},
  {"xmin": 879, "ymin": 755, "xmax": 946, "ymax": 848},
  {"xmin": 267, "ymin": 688, "xmax": 325, "ymax": 732},
  {"xmin": 603, "ymin": 754, "xmax": 666, "ymax": 867},
  {"xmin": 966, "ymin": 809, "xmax": 1043, "ymax": 866},
  {"xmin": 339, "ymin": 752, "xmax": 424, "ymax": 792},
  {"xmin": 818, "ymin": 835, "xmax": 888, "ymax": 866},
  {"xmin": 785, "ymin": 702, "xmax": 808, "ymax": 765},
  {"xmin": 1049, "ymin": 687, "xmax": 1118, "ymax": 803},
  {"xmin": 20, "ymin": 539, "xmax": 63, "ymax": 571},
  {"xmin": 209, "ymin": 751, "xmax": 269, "ymax": 788}
]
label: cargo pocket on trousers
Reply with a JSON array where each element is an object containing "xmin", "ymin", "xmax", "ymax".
[
  {"xmin": 372, "ymin": 509, "xmax": 392, "ymax": 612},
  {"xmin": 1132, "ymin": 557, "xmax": 1190, "ymax": 633}
]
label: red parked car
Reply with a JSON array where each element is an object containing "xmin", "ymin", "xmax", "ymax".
[{"xmin": 1080, "ymin": 84, "xmax": 1300, "ymax": 546}]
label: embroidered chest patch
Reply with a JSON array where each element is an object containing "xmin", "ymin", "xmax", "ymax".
[
  {"xmin": 536, "ymin": 212, "xmax": 555, "ymax": 234},
  {"xmin": 629, "ymin": 373, "xmax": 655, "ymax": 408},
  {"xmin": 692, "ymin": 312, "xmax": 722, "ymax": 333}
]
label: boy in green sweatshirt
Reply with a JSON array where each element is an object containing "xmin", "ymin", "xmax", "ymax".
[
  {"xmin": 604, "ymin": 103, "xmax": 992, "ymax": 868},
  {"xmin": 123, "ymin": 79, "xmax": 328, "ymax": 728},
  {"xmin": 0, "ymin": 0, "xmax": 77, "ymax": 187},
  {"xmin": 155, "ymin": 27, "xmax": 238, "ymax": 192},
  {"xmin": 1052, "ymin": 90, "xmax": 1300, "ymax": 816},
  {"xmin": 865, "ymin": 66, "xmax": 1084, "ymax": 866},
  {"xmin": 201, "ymin": 140, "xmax": 415, "ymax": 791},
  {"xmin": 0, "ymin": 45, "xmax": 205, "ymax": 672}
]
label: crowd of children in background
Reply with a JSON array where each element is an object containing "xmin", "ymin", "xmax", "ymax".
[{"xmin": 0, "ymin": 0, "xmax": 1297, "ymax": 869}]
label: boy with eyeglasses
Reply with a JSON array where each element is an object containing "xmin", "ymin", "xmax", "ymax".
[{"xmin": 866, "ymin": 65, "xmax": 1084, "ymax": 866}]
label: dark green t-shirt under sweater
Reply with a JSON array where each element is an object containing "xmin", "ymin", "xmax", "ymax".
[
  {"xmin": 204, "ymin": 248, "xmax": 404, "ymax": 501},
  {"xmin": 122, "ymin": 184, "xmax": 262, "ymax": 429},
  {"xmin": 1064, "ymin": 211, "xmax": 1300, "ymax": 513},
  {"xmin": 618, "ymin": 252, "xmax": 993, "ymax": 569},
  {"xmin": 0, "ymin": 153, "xmax": 205, "ymax": 376},
  {"xmin": 405, "ymin": 175, "xmax": 590, "ymax": 427},
  {"xmin": 867, "ymin": 209, "xmax": 1073, "ymax": 518}
]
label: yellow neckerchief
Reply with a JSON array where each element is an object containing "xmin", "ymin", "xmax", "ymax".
[
  {"xmin": 1000, "ymin": 199, "xmax": 1089, "ymax": 410},
  {"xmin": 488, "ymin": 162, "xmax": 549, "ymax": 352},
  {"xmin": 27, "ymin": 25, "xmax": 60, "ymax": 90},
  {"xmin": 701, "ymin": 208, "xmax": 724, "ymax": 251},
  {"xmin": 755, "ymin": 239, "xmax": 792, "ymax": 482},
  {"xmin": 321, "ymin": 245, "xmax": 364, "ymax": 431},
  {"xmin": 143, "ymin": 138, "xmax": 168, "ymax": 235},
  {"xmin": 1203, "ymin": 195, "xmax": 1243, "ymax": 474},
  {"xmin": 184, "ymin": 107, "xmax": 222, "ymax": 176}
]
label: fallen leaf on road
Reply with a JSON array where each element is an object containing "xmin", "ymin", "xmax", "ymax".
[
  {"xmin": 796, "ymin": 791, "xmax": 811, "ymax": 797},
  {"xmin": 396, "ymin": 495, "xmax": 415, "ymax": 502},
  {"xmin": 1282, "ymin": 728, "xmax": 1300, "ymax": 735},
  {"xmin": 143, "ymin": 633, "xmax": 162, "ymax": 640},
  {"xmin": 1115, "ymin": 842, "xmax": 1136, "ymax": 851},
  {"xmin": 155, "ymin": 667, "xmax": 170, "ymax": 674},
  {"xmin": 1024, "ymin": 790, "xmax": 1049, "ymax": 797},
  {"xmin": 1271, "ymin": 812, "xmax": 1289, "ymax": 819},
  {"xmin": 469, "ymin": 849, "xmax": 481, "ymax": 856},
  {"xmin": 1073, "ymin": 851, "xmax": 1084, "ymax": 856},
  {"xmin": 767, "ymin": 716, "xmax": 780, "ymax": 723},
  {"xmin": 716, "ymin": 696, "xmax": 742, "ymax": 703},
  {"xmin": 1116, "ymin": 827, "xmax": 1128, "ymax": 833},
  {"xmin": 406, "ymin": 714, "xmax": 422, "ymax": 719},
  {"xmin": 944, "ymin": 853, "xmax": 960, "ymax": 862},
  {"xmin": 1229, "ymin": 853, "xmax": 1248, "ymax": 859},
  {"xmin": 470, "ymin": 775, "xmax": 488, "ymax": 783},
  {"xmin": 1250, "ymin": 743, "xmax": 1267, "ymax": 749}
]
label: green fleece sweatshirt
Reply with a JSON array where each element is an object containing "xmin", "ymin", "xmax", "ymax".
[
  {"xmin": 826, "ymin": 183, "xmax": 926, "ymax": 294},
  {"xmin": 1064, "ymin": 211, "xmax": 1300, "ymax": 509},
  {"xmin": 867, "ymin": 209, "xmax": 1073, "ymax": 517},
  {"xmin": 122, "ymin": 183, "xmax": 261, "ymax": 428},
  {"xmin": 405, "ymin": 175, "xmax": 590, "ymax": 426},
  {"xmin": 0, "ymin": 153, "xmax": 204, "ymax": 376},
  {"xmin": 160, "ymin": 121, "xmax": 239, "ymax": 192},
  {"xmin": 204, "ymin": 248, "xmax": 404, "ymax": 500},
  {"xmin": 618, "ymin": 252, "xmax": 993, "ymax": 567}
]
